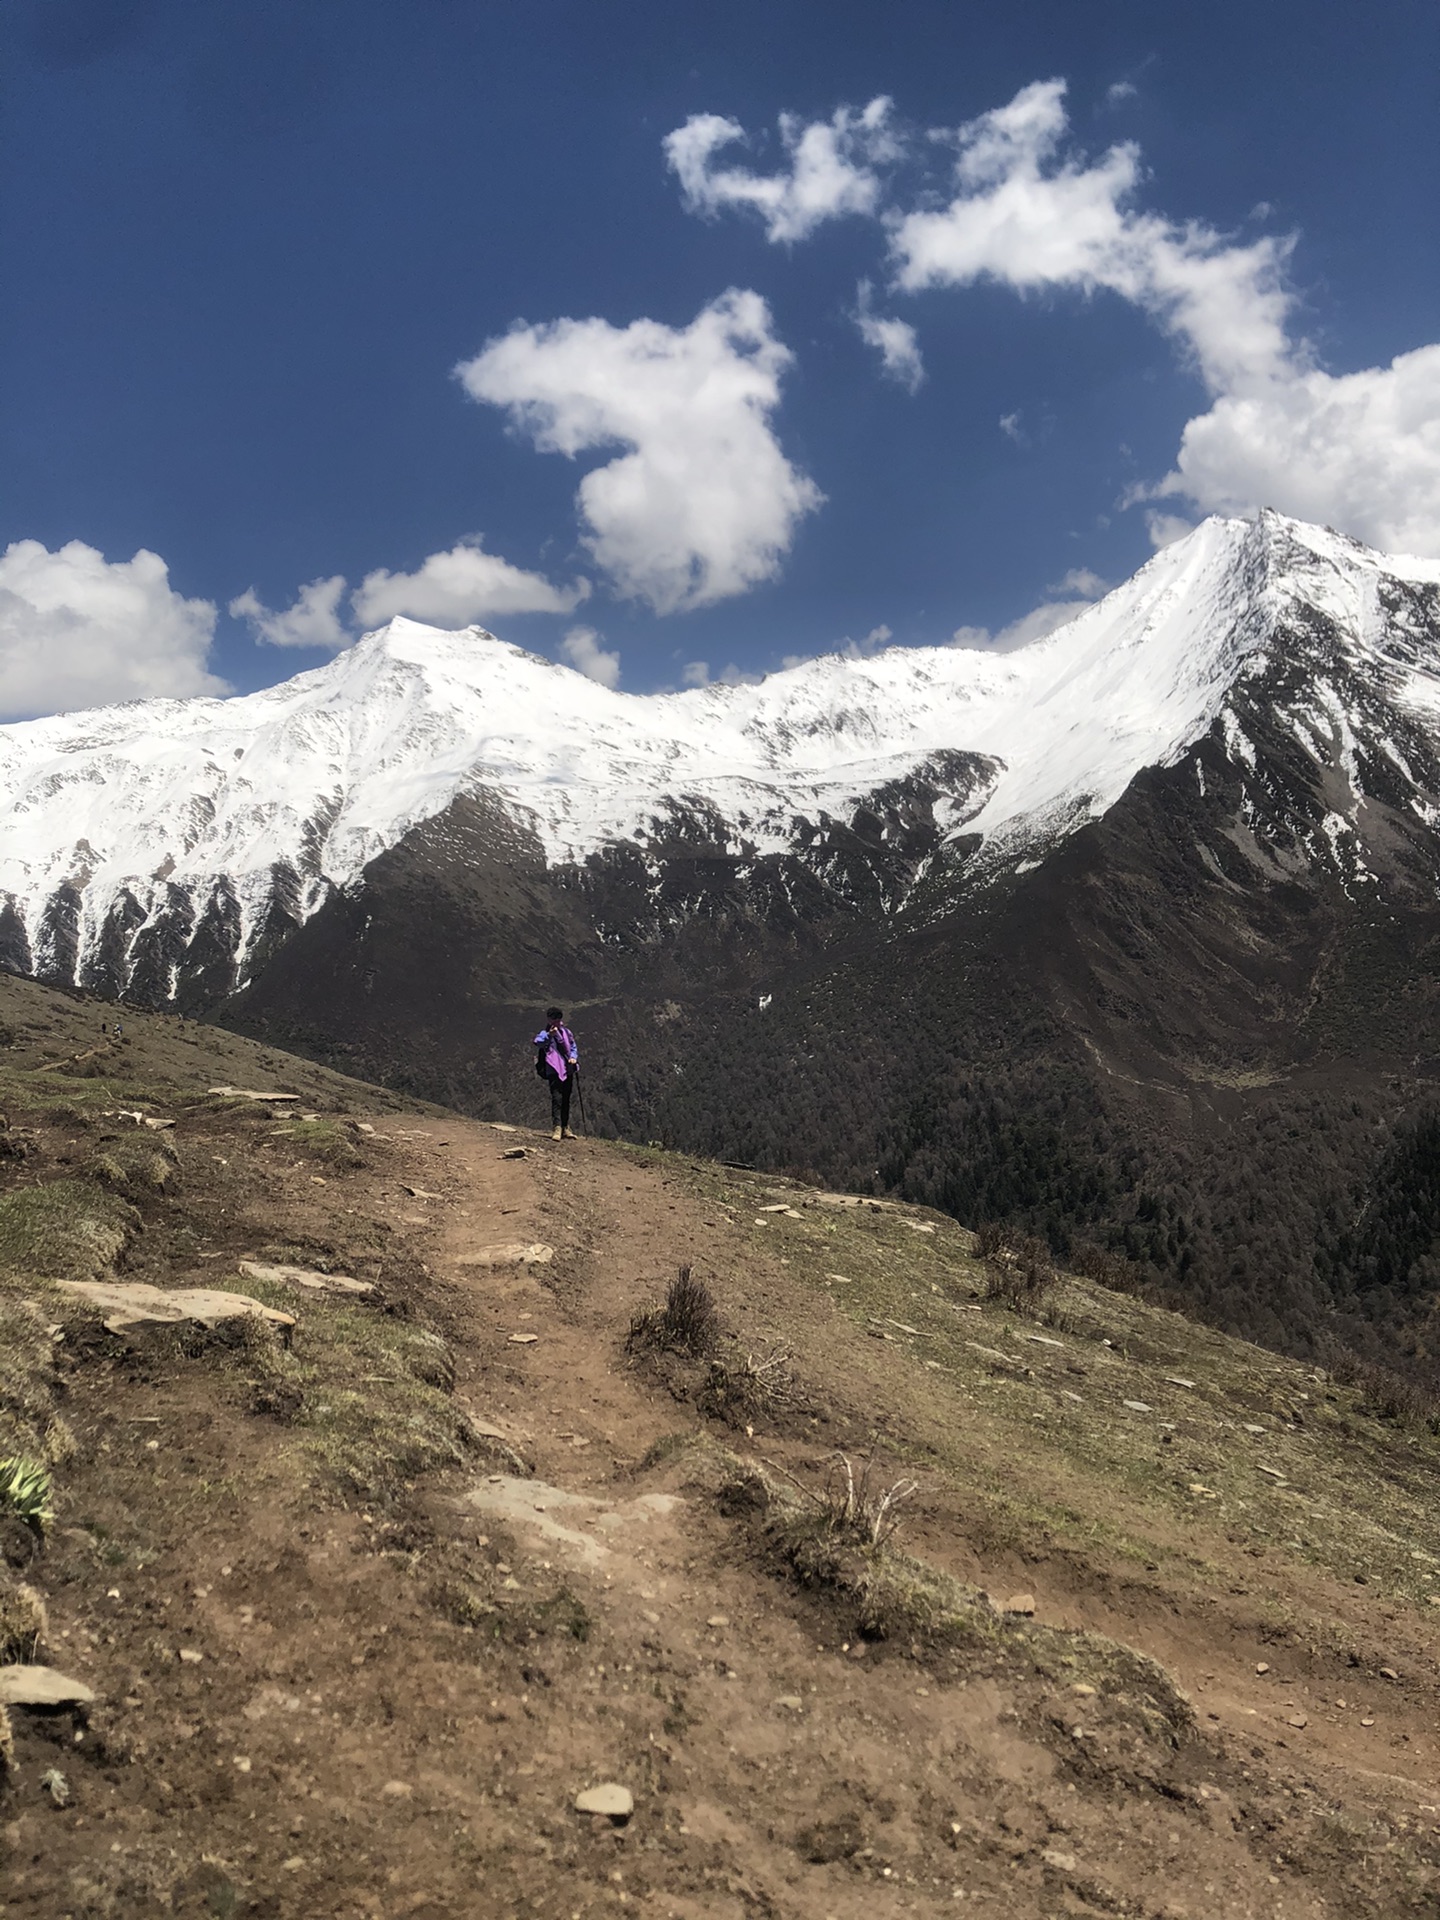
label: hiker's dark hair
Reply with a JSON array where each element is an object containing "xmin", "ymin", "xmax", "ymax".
[{"xmin": 546, "ymin": 1006, "xmax": 564, "ymax": 1021}]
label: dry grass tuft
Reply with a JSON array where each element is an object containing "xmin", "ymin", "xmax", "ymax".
[
  {"xmin": 627, "ymin": 1266, "xmax": 721, "ymax": 1358},
  {"xmin": 0, "ymin": 1573, "xmax": 47, "ymax": 1663}
]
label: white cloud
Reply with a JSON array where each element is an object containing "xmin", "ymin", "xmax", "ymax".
[
  {"xmin": 681, "ymin": 659, "xmax": 763, "ymax": 686},
  {"xmin": 457, "ymin": 290, "xmax": 822, "ymax": 614},
  {"xmin": 889, "ymin": 80, "xmax": 1294, "ymax": 396},
  {"xmin": 558, "ymin": 624, "xmax": 621, "ymax": 688},
  {"xmin": 1144, "ymin": 511, "xmax": 1195, "ymax": 549},
  {"xmin": 952, "ymin": 566, "xmax": 1107, "ymax": 653},
  {"xmin": 1153, "ymin": 344, "xmax": 1440, "ymax": 555},
  {"xmin": 664, "ymin": 98, "xmax": 895, "ymax": 244},
  {"xmin": 999, "ymin": 411, "xmax": 1025, "ymax": 444},
  {"xmin": 351, "ymin": 538, "xmax": 585, "ymax": 628},
  {"xmin": 0, "ymin": 539, "xmax": 226, "ymax": 720},
  {"xmin": 1105, "ymin": 80, "xmax": 1138, "ymax": 106},
  {"xmin": 952, "ymin": 599, "xmax": 1093, "ymax": 653},
  {"xmin": 230, "ymin": 574, "xmax": 349, "ymax": 650},
  {"xmin": 1051, "ymin": 566, "xmax": 1109, "ymax": 596},
  {"xmin": 854, "ymin": 280, "xmax": 924, "ymax": 392}
]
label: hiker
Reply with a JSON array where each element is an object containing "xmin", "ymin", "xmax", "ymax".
[{"xmin": 534, "ymin": 1006, "xmax": 579, "ymax": 1141}]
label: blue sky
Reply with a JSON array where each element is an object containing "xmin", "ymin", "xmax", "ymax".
[{"xmin": 2, "ymin": 0, "xmax": 1437, "ymax": 715}]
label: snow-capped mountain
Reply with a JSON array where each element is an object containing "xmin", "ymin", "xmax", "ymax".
[{"xmin": 5, "ymin": 509, "xmax": 1439, "ymax": 1009}]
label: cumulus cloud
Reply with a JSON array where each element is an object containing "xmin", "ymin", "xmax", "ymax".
[
  {"xmin": 889, "ymin": 79, "xmax": 1294, "ymax": 396},
  {"xmin": 0, "ymin": 539, "xmax": 226, "ymax": 720},
  {"xmin": 230, "ymin": 574, "xmax": 349, "ymax": 650},
  {"xmin": 558, "ymin": 624, "xmax": 621, "ymax": 688},
  {"xmin": 457, "ymin": 290, "xmax": 822, "ymax": 615},
  {"xmin": 231, "ymin": 541, "xmax": 585, "ymax": 652},
  {"xmin": 854, "ymin": 280, "xmax": 924, "ymax": 391},
  {"xmin": 1152, "ymin": 344, "xmax": 1440, "ymax": 555},
  {"xmin": 351, "ymin": 538, "xmax": 585, "ymax": 628},
  {"xmin": 664, "ymin": 98, "xmax": 895, "ymax": 244},
  {"xmin": 669, "ymin": 77, "xmax": 1440, "ymax": 557}
]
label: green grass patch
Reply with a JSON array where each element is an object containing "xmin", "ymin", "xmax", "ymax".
[{"xmin": 0, "ymin": 1178, "xmax": 139, "ymax": 1280}]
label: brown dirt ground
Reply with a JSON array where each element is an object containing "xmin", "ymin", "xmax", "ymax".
[{"xmin": 1, "ymin": 978, "xmax": 1439, "ymax": 1919}]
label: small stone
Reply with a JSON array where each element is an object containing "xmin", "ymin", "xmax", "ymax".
[
  {"xmin": 1165, "ymin": 1377, "xmax": 1196, "ymax": 1389},
  {"xmin": 1255, "ymin": 1662, "xmax": 1270, "ymax": 1674},
  {"xmin": 1070, "ymin": 1683, "xmax": 1097, "ymax": 1697},
  {"xmin": 1122, "ymin": 1400, "xmax": 1153, "ymax": 1413},
  {"xmin": 1041, "ymin": 1847, "xmax": 1078, "ymax": 1873},
  {"xmin": 501, "ymin": 1147, "xmax": 528, "ymax": 1159},
  {"xmin": 707, "ymin": 1614, "xmax": 730, "ymax": 1628},
  {"xmin": 1380, "ymin": 1666, "xmax": 1399, "ymax": 1680},
  {"xmin": 178, "ymin": 1648, "xmax": 203, "ymax": 1664},
  {"xmin": 234, "ymin": 1756, "xmax": 251, "ymax": 1772},
  {"xmin": 380, "ymin": 1780, "xmax": 412, "ymax": 1799},
  {"xmin": 1361, "ymin": 1716, "xmax": 1375, "ymax": 1727},
  {"xmin": 1002, "ymin": 1593, "xmax": 1036, "ymax": 1616},
  {"xmin": 1286, "ymin": 1713, "xmax": 1307, "ymax": 1728},
  {"xmin": 508, "ymin": 1333, "xmax": 539, "ymax": 1345},
  {"xmin": 574, "ymin": 1783, "xmax": 634, "ymax": 1819},
  {"xmin": 776, "ymin": 1695, "xmax": 804, "ymax": 1711}
]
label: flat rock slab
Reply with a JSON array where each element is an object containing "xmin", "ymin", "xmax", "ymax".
[
  {"xmin": 207, "ymin": 1087, "xmax": 301, "ymax": 1102},
  {"xmin": 455, "ymin": 1243, "xmax": 554, "ymax": 1269},
  {"xmin": 58, "ymin": 1280, "xmax": 296, "ymax": 1335},
  {"xmin": 575, "ymin": 1783, "xmax": 633, "ymax": 1819},
  {"xmin": 465, "ymin": 1475, "xmax": 680, "ymax": 1569},
  {"xmin": 239, "ymin": 1260, "xmax": 374, "ymax": 1295},
  {"xmin": 0, "ymin": 1666, "xmax": 96, "ymax": 1708}
]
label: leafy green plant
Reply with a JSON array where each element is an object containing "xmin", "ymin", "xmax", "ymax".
[{"xmin": 0, "ymin": 1455, "xmax": 53, "ymax": 1532}]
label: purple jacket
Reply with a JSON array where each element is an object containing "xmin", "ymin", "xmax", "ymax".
[{"xmin": 534, "ymin": 1024, "xmax": 578, "ymax": 1081}]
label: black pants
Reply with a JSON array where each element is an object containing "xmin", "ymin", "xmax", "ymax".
[{"xmin": 548, "ymin": 1070, "xmax": 573, "ymax": 1131}]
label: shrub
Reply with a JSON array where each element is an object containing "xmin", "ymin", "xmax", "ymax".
[
  {"xmin": 815, "ymin": 1449, "xmax": 918, "ymax": 1549},
  {"xmin": 698, "ymin": 1344, "xmax": 798, "ymax": 1425},
  {"xmin": 978, "ymin": 1227, "xmax": 1058, "ymax": 1311},
  {"xmin": 627, "ymin": 1266, "xmax": 720, "ymax": 1357}
]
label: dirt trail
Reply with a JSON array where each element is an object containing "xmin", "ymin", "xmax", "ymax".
[{"xmin": 5, "ymin": 1084, "xmax": 1440, "ymax": 1919}]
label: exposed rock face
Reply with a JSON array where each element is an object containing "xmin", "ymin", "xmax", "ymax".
[{"xmin": 6, "ymin": 510, "xmax": 1440, "ymax": 1356}]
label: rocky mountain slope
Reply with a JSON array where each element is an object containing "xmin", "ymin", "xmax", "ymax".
[
  {"xmin": 6, "ymin": 511, "xmax": 1440, "ymax": 1366},
  {"xmin": 2, "ymin": 971, "xmax": 1439, "ymax": 1920}
]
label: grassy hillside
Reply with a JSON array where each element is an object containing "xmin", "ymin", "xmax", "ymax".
[{"xmin": 1, "ymin": 970, "xmax": 1438, "ymax": 1918}]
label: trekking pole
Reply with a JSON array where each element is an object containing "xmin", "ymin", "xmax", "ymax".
[{"xmin": 575, "ymin": 1065, "xmax": 590, "ymax": 1138}]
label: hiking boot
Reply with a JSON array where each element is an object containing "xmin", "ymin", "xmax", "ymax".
[
  {"xmin": 551, "ymin": 1125, "xmax": 563, "ymax": 1141},
  {"xmin": 562, "ymin": 1128, "xmax": 578, "ymax": 1139}
]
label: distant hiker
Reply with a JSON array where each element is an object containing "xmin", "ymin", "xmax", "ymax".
[{"xmin": 534, "ymin": 1007, "xmax": 579, "ymax": 1141}]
